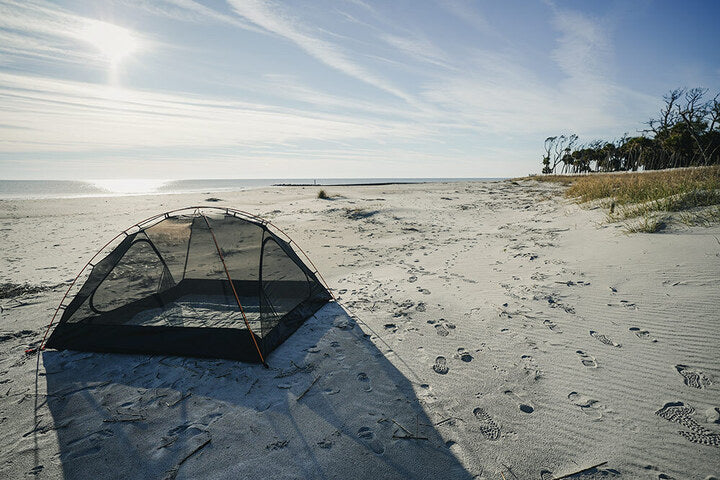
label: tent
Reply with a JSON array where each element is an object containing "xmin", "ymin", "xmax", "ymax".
[{"xmin": 44, "ymin": 207, "xmax": 332, "ymax": 364}]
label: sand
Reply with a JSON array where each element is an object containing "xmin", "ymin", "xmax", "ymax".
[{"xmin": 0, "ymin": 180, "xmax": 718, "ymax": 479}]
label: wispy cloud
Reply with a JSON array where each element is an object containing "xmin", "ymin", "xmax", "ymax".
[
  {"xmin": 225, "ymin": 0, "xmax": 417, "ymax": 105},
  {"xmin": 380, "ymin": 33, "xmax": 457, "ymax": 70},
  {"xmin": 119, "ymin": 0, "xmax": 263, "ymax": 32},
  {"xmin": 437, "ymin": 0, "xmax": 492, "ymax": 34},
  {"xmin": 0, "ymin": 72, "xmax": 430, "ymax": 153},
  {"xmin": 0, "ymin": 0, "xmax": 148, "ymax": 68},
  {"xmin": 256, "ymin": 74, "xmax": 425, "ymax": 120},
  {"xmin": 550, "ymin": 8, "xmax": 612, "ymax": 92},
  {"xmin": 418, "ymin": 5, "xmax": 658, "ymax": 140}
]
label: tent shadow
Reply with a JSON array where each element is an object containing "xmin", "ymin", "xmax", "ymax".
[{"xmin": 42, "ymin": 302, "xmax": 473, "ymax": 479}]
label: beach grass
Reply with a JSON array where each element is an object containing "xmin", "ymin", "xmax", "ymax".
[
  {"xmin": 0, "ymin": 282, "xmax": 50, "ymax": 298},
  {"xmin": 520, "ymin": 166, "xmax": 720, "ymax": 230},
  {"xmin": 678, "ymin": 205, "xmax": 720, "ymax": 226},
  {"xmin": 623, "ymin": 214, "xmax": 666, "ymax": 233},
  {"xmin": 564, "ymin": 166, "xmax": 720, "ymax": 205}
]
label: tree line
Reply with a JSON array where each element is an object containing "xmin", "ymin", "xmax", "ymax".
[{"xmin": 541, "ymin": 88, "xmax": 720, "ymax": 174}]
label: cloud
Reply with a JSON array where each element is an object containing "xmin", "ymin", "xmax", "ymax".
[
  {"xmin": 225, "ymin": 0, "xmax": 417, "ymax": 105},
  {"xmin": 119, "ymin": 0, "xmax": 263, "ymax": 32},
  {"xmin": 255, "ymin": 74, "xmax": 425, "ymax": 120},
  {"xmin": 0, "ymin": 72, "xmax": 431, "ymax": 153},
  {"xmin": 550, "ymin": 8, "xmax": 612, "ymax": 93},
  {"xmin": 437, "ymin": 0, "xmax": 492, "ymax": 34},
  {"xmin": 417, "ymin": 5, "xmax": 658, "ymax": 141},
  {"xmin": 380, "ymin": 33, "xmax": 457, "ymax": 70},
  {"xmin": 0, "ymin": 0, "xmax": 148, "ymax": 68}
]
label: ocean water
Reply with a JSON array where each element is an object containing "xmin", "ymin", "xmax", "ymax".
[{"xmin": 0, "ymin": 178, "xmax": 500, "ymax": 199}]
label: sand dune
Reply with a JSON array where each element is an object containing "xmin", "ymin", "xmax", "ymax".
[{"xmin": 0, "ymin": 180, "xmax": 718, "ymax": 479}]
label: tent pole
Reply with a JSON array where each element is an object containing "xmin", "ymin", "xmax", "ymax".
[{"xmin": 200, "ymin": 213, "xmax": 267, "ymax": 367}]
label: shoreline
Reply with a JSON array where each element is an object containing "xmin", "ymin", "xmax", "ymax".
[{"xmin": 0, "ymin": 177, "xmax": 506, "ymax": 201}]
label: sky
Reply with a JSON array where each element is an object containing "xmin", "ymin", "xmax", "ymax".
[{"xmin": 1, "ymin": 0, "xmax": 719, "ymax": 180}]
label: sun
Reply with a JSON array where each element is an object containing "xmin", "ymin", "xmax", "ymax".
[{"xmin": 78, "ymin": 21, "xmax": 141, "ymax": 66}]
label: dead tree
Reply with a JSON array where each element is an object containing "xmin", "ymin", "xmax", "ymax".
[{"xmin": 542, "ymin": 134, "xmax": 578, "ymax": 174}]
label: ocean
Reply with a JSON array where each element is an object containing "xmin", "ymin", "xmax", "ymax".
[{"xmin": 0, "ymin": 178, "xmax": 501, "ymax": 200}]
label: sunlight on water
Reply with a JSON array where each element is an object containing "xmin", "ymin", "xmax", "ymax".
[{"xmin": 91, "ymin": 179, "xmax": 168, "ymax": 195}]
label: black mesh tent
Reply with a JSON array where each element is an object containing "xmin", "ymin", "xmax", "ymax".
[{"xmin": 44, "ymin": 207, "xmax": 332, "ymax": 364}]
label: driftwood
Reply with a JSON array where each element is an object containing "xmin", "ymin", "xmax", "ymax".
[
  {"xmin": 552, "ymin": 461, "xmax": 608, "ymax": 480},
  {"xmin": 392, "ymin": 434, "xmax": 428, "ymax": 440}
]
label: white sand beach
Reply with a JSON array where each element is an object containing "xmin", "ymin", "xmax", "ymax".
[{"xmin": 0, "ymin": 180, "xmax": 718, "ymax": 479}]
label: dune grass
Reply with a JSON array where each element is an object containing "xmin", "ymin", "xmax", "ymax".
[
  {"xmin": 623, "ymin": 214, "xmax": 666, "ymax": 233},
  {"xmin": 564, "ymin": 166, "xmax": 720, "ymax": 205},
  {"xmin": 519, "ymin": 166, "xmax": 720, "ymax": 231},
  {"xmin": 609, "ymin": 189, "xmax": 720, "ymax": 221},
  {"xmin": 678, "ymin": 205, "xmax": 720, "ymax": 226}
]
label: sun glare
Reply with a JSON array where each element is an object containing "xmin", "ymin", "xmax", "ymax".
[
  {"xmin": 79, "ymin": 21, "xmax": 141, "ymax": 66},
  {"xmin": 92, "ymin": 179, "xmax": 167, "ymax": 195}
]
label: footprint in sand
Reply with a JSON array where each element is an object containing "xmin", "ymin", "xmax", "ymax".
[
  {"xmin": 357, "ymin": 426, "xmax": 385, "ymax": 454},
  {"xmin": 539, "ymin": 470, "xmax": 554, "ymax": 480},
  {"xmin": 455, "ymin": 347, "xmax": 473, "ymax": 363},
  {"xmin": 543, "ymin": 319, "xmax": 562, "ymax": 333},
  {"xmin": 357, "ymin": 372, "xmax": 373, "ymax": 392},
  {"xmin": 432, "ymin": 319, "xmax": 456, "ymax": 336},
  {"xmin": 576, "ymin": 350, "xmax": 598, "ymax": 368},
  {"xmin": 435, "ymin": 324, "xmax": 449, "ymax": 336},
  {"xmin": 433, "ymin": 356, "xmax": 449, "ymax": 375},
  {"xmin": 568, "ymin": 392, "xmax": 605, "ymax": 421},
  {"xmin": 629, "ymin": 327, "xmax": 658, "ymax": 342},
  {"xmin": 408, "ymin": 275, "xmax": 418, "ymax": 283},
  {"xmin": 655, "ymin": 402, "xmax": 720, "ymax": 447},
  {"xmin": 504, "ymin": 390, "xmax": 534, "ymax": 413},
  {"xmin": 383, "ymin": 323, "xmax": 398, "ymax": 332},
  {"xmin": 472, "ymin": 407, "xmax": 500, "ymax": 440},
  {"xmin": 521, "ymin": 355, "xmax": 542, "ymax": 380},
  {"xmin": 590, "ymin": 330, "xmax": 621, "ymax": 347},
  {"xmin": 675, "ymin": 365, "xmax": 712, "ymax": 389},
  {"xmin": 706, "ymin": 407, "xmax": 720, "ymax": 424}
]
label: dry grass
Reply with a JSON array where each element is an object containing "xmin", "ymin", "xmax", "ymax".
[
  {"xmin": 521, "ymin": 166, "xmax": 720, "ymax": 231},
  {"xmin": 344, "ymin": 208, "xmax": 379, "ymax": 220},
  {"xmin": 678, "ymin": 206, "xmax": 720, "ymax": 226},
  {"xmin": 623, "ymin": 214, "xmax": 666, "ymax": 233},
  {"xmin": 516, "ymin": 175, "xmax": 576, "ymax": 185},
  {"xmin": 609, "ymin": 189, "xmax": 720, "ymax": 221},
  {"xmin": 564, "ymin": 166, "xmax": 720, "ymax": 205},
  {"xmin": 0, "ymin": 282, "xmax": 51, "ymax": 299}
]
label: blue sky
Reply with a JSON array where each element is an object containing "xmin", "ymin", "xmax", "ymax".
[{"xmin": 1, "ymin": 0, "xmax": 718, "ymax": 179}]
